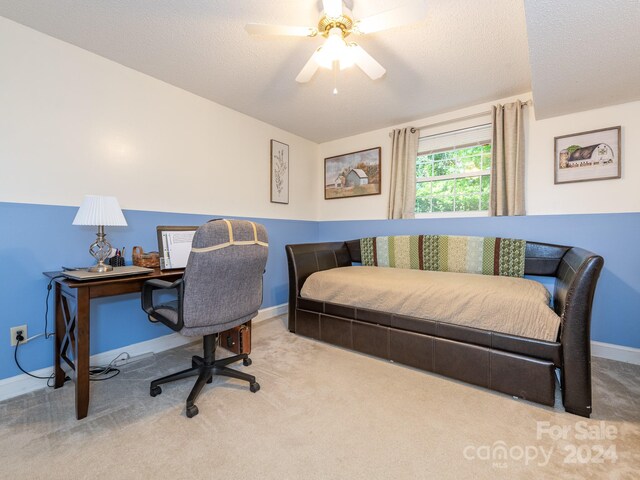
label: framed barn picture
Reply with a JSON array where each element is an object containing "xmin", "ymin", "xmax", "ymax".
[
  {"xmin": 324, "ymin": 147, "xmax": 381, "ymax": 200},
  {"xmin": 270, "ymin": 139, "xmax": 289, "ymax": 204},
  {"xmin": 554, "ymin": 126, "xmax": 621, "ymax": 184}
]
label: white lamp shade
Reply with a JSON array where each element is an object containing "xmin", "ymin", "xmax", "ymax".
[{"xmin": 72, "ymin": 195, "xmax": 128, "ymax": 226}]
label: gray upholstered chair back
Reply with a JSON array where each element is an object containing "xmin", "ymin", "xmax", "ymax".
[{"xmin": 181, "ymin": 219, "xmax": 268, "ymax": 336}]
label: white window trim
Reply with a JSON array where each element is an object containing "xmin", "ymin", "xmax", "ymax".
[
  {"xmin": 416, "ymin": 169, "xmax": 490, "ymax": 183},
  {"xmin": 415, "ymin": 210, "xmax": 489, "ymax": 219}
]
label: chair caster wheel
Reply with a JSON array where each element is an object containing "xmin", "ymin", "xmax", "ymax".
[
  {"xmin": 186, "ymin": 405, "xmax": 199, "ymax": 418},
  {"xmin": 150, "ymin": 386, "xmax": 162, "ymax": 397},
  {"xmin": 243, "ymin": 358, "xmax": 252, "ymax": 366},
  {"xmin": 250, "ymin": 382, "xmax": 260, "ymax": 393},
  {"xmin": 206, "ymin": 376, "xmax": 213, "ymax": 384}
]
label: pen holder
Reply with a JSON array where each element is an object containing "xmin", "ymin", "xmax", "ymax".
[{"xmin": 108, "ymin": 256, "xmax": 125, "ymax": 267}]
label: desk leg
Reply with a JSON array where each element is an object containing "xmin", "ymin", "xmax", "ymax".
[
  {"xmin": 75, "ymin": 288, "xmax": 90, "ymax": 420},
  {"xmin": 53, "ymin": 283, "xmax": 66, "ymax": 388}
]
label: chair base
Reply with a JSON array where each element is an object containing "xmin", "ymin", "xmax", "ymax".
[{"xmin": 149, "ymin": 334, "xmax": 259, "ymax": 418}]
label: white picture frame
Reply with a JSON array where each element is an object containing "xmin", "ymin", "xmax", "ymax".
[{"xmin": 554, "ymin": 126, "xmax": 621, "ymax": 184}]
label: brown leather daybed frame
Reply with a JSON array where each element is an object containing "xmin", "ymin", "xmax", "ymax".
[{"xmin": 286, "ymin": 240, "xmax": 603, "ymax": 417}]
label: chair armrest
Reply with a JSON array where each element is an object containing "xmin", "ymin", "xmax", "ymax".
[
  {"xmin": 143, "ymin": 278, "xmax": 183, "ymax": 290},
  {"xmin": 141, "ymin": 278, "xmax": 184, "ymax": 332}
]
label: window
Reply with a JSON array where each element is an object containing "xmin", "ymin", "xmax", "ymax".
[{"xmin": 415, "ymin": 124, "xmax": 492, "ymax": 214}]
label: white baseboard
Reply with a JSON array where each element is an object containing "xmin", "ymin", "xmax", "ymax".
[
  {"xmin": 0, "ymin": 303, "xmax": 287, "ymax": 403},
  {"xmin": 253, "ymin": 303, "xmax": 288, "ymax": 323},
  {"xmin": 5, "ymin": 306, "xmax": 631, "ymax": 403},
  {"xmin": 591, "ymin": 340, "xmax": 640, "ymax": 365}
]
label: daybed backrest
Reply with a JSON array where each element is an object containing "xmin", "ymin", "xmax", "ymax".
[
  {"xmin": 358, "ymin": 235, "xmax": 526, "ymax": 277},
  {"xmin": 286, "ymin": 241, "xmax": 351, "ymax": 296}
]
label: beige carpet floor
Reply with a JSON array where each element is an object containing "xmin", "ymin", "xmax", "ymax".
[{"xmin": 1, "ymin": 316, "xmax": 638, "ymax": 480}]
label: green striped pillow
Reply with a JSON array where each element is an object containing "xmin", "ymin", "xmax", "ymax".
[{"xmin": 360, "ymin": 235, "xmax": 526, "ymax": 277}]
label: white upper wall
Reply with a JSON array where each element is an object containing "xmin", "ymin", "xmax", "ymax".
[
  {"xmin": 0, "ymin": 17, "xmax": 318, "ymax": 221},
  {"xmin": 317, "ymin": 94, "xmax": 640, "ymax": 221},
  {"xmin": 2, "ymin": 16, "xmax": 638, "ymax": 224}
]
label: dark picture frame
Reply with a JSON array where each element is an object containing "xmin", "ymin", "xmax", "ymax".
[
  {"xmin": 554, "ymin": 126, "xmax": 621, "ymax": 184},
  {"xmin": 270, "ymin": 139, "xmax": 289, "ymax": 204},
  {"xmin": 324, "ymin": 147, "xmax": 381, "ymax": 200}
]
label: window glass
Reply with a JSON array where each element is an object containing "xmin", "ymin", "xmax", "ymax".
[{"xmin": 415, "ymin": 142, "xmax": 492, "ymax": 214}]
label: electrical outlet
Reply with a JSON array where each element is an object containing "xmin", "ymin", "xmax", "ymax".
[{"xmin": 10, "ymin": 325, "xmax": 27, "ymax": 347}]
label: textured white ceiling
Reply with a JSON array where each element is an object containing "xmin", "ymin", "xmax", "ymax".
[
  {"xmin": 0, "ymin": 0, "xmax": 534, "ymax": 142},
  {"xmin": 3, "ymin": 1, "xmax": 633, "ymax": 143},
  {"xmin": 524, "ymin": 0, "xmax": 640, "ymax": 119}
]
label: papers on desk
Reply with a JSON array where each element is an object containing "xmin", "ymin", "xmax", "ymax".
[{"xmin": 157, "ymin": 226, "xmax": 198, "ymax": 270}]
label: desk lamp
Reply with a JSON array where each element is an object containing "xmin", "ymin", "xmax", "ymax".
[{"xmin": 72, "ymin": 195, "xmax": 128, "ymax": 272}]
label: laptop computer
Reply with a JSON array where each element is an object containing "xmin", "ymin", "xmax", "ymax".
[
  {"xmin": 156, "ymin": 226, "xmax": 198, "ymax": 270},
  {"xmin": 62, "ymin": 265, "xmax": 154, "ymax": 281}
]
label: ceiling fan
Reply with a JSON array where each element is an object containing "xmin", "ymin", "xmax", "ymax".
[{"xmin": 245, "ymin": 0, "xmax": 427, "ymax": 89}]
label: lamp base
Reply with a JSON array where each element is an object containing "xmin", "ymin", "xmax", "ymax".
[
  {"xmin": 88, "ymin": 262, "xmax": 113, "ymax": 273},
  {"xmin": 88, "ymin": 226, "xmax": 114, "ymax": 273}
]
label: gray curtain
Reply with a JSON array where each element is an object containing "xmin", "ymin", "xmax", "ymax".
[
  {"xmin": 388, "ymin": 127, "xmax": 419, "ymax": 219},
  {"xmin": 490, "ymin": 101, "xmax": 526, "ymax": 216}
]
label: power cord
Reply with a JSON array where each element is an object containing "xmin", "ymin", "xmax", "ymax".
[
  {"xmin": 88, "ymin": 352, "xmax": 129, "ymax": 382},
  {"xmin": 13, "ymin": 333, "xmax": 49, "ymax": 380},
  {"xmin": 14, "ymin": 334, "xmax": 126, "ymax": 384},
  {"xmin": 13, "ymin": 276, "xmax": 128, "ymax": 385},
  {"xmin": 43, "ymin": 274, "xmax": 66, "ymax": 339},
  {"xmin": 13, "ymin": 334, "xmax": 70, "ymax": 387},
  {"xmin": 10, "ymin": 274, "xmax": 66, "ymax": 386}
]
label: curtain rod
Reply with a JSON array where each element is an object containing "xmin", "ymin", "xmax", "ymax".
[
  {"xmin": 420, "ymin": 122, "xmax": 491, "ymax": 140},
  {"xmin": 389, "ymin": 100, "xmax": 532, "ymax": 137}
]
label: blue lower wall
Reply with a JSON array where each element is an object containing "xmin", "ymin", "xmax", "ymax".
[
  {"xmin": 1, "ymin": 202, "xmax": 638, "ymax": 382},
  {"xmin": 0, "ymin": 202, "xmax": 318, "ymax": 381},
  {"xmin": 318, "ymin": 213, "xmax": 640, "ymax": 350}
]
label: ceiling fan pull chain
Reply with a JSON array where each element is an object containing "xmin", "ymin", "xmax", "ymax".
[{"xmin": 333, "ymin": 60, "xmax": 339, "ymax": 95}]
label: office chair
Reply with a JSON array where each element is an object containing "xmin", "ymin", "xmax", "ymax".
[{"xmin": 141, "ymin": 219, "xmax": 268, "ymax": 418}]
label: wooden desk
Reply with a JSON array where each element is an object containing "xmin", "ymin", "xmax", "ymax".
[{"xmin": 44, "ymin": 269, "xmax": 183, "ymax": 420}]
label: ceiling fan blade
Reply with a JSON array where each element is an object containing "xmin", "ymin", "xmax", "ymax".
[
  {"xmin": 353, "ymin": 0, "xmax": 427, "ymax": 34},
  {"xmin": 323, "ymin": 0, "xmax": 343, "ymax": 18},
  {"xmin": 349, "ymin": 44, "xmax": 386, "ymax": 80},
  {"xmin": 296, "ymin": 53, "xmax": 321, "ymax": 83},
  {"xmin": 245, "ymin": 23, "xmax": 317, "ymax": 37}
]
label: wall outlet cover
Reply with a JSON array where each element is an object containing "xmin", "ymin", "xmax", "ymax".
[{"xmin": 10, "ymin": 325, "xmax": 27, "ymax": 347}]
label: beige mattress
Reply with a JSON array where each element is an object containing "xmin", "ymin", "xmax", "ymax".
[{"xmin": 300, "ymin": 266, "xmax": 561, "ymax": 342}]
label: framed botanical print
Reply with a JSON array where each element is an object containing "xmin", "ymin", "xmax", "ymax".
[{"xmin": 270, "ymin": 139, "xmax": 289, "ymax": 204}]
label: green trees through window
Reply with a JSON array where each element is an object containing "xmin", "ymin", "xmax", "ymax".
[{"xmin": 415, "ymin": 144, "xmax": 491, "ymax": 214}]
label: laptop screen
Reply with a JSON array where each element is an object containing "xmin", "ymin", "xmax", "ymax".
[{"xmin": 156, "ymin": 226, "xmax": 198, "ymax": 270}]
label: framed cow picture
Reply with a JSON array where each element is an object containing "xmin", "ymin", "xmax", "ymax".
[
  {"xmin": 554, "ymin": 126, "xmax": 621, "ymax": 184},
  {"xmin": 324, "ymin": 147, "xmax": 381, "ymax": 200}
]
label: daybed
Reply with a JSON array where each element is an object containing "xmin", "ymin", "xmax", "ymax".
[{"xmin": 285, "ymin": 235, "xmax": 603, "ymax": 417}]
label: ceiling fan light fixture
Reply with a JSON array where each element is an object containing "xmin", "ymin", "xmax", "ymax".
[
  {"xmin": 313, "ymin": 50, "xmax": 354, "ymax": 71},
  {"xmin": 248, "ymin": 1, "xmax": 427, "ymax": 86},
  {"xmin": 313, "ymin": 27, "xmax": 348, "ymax": 69},
  {"xmin": 339, "ymin": 52, "xmax": 355, "ymax": 69}
]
